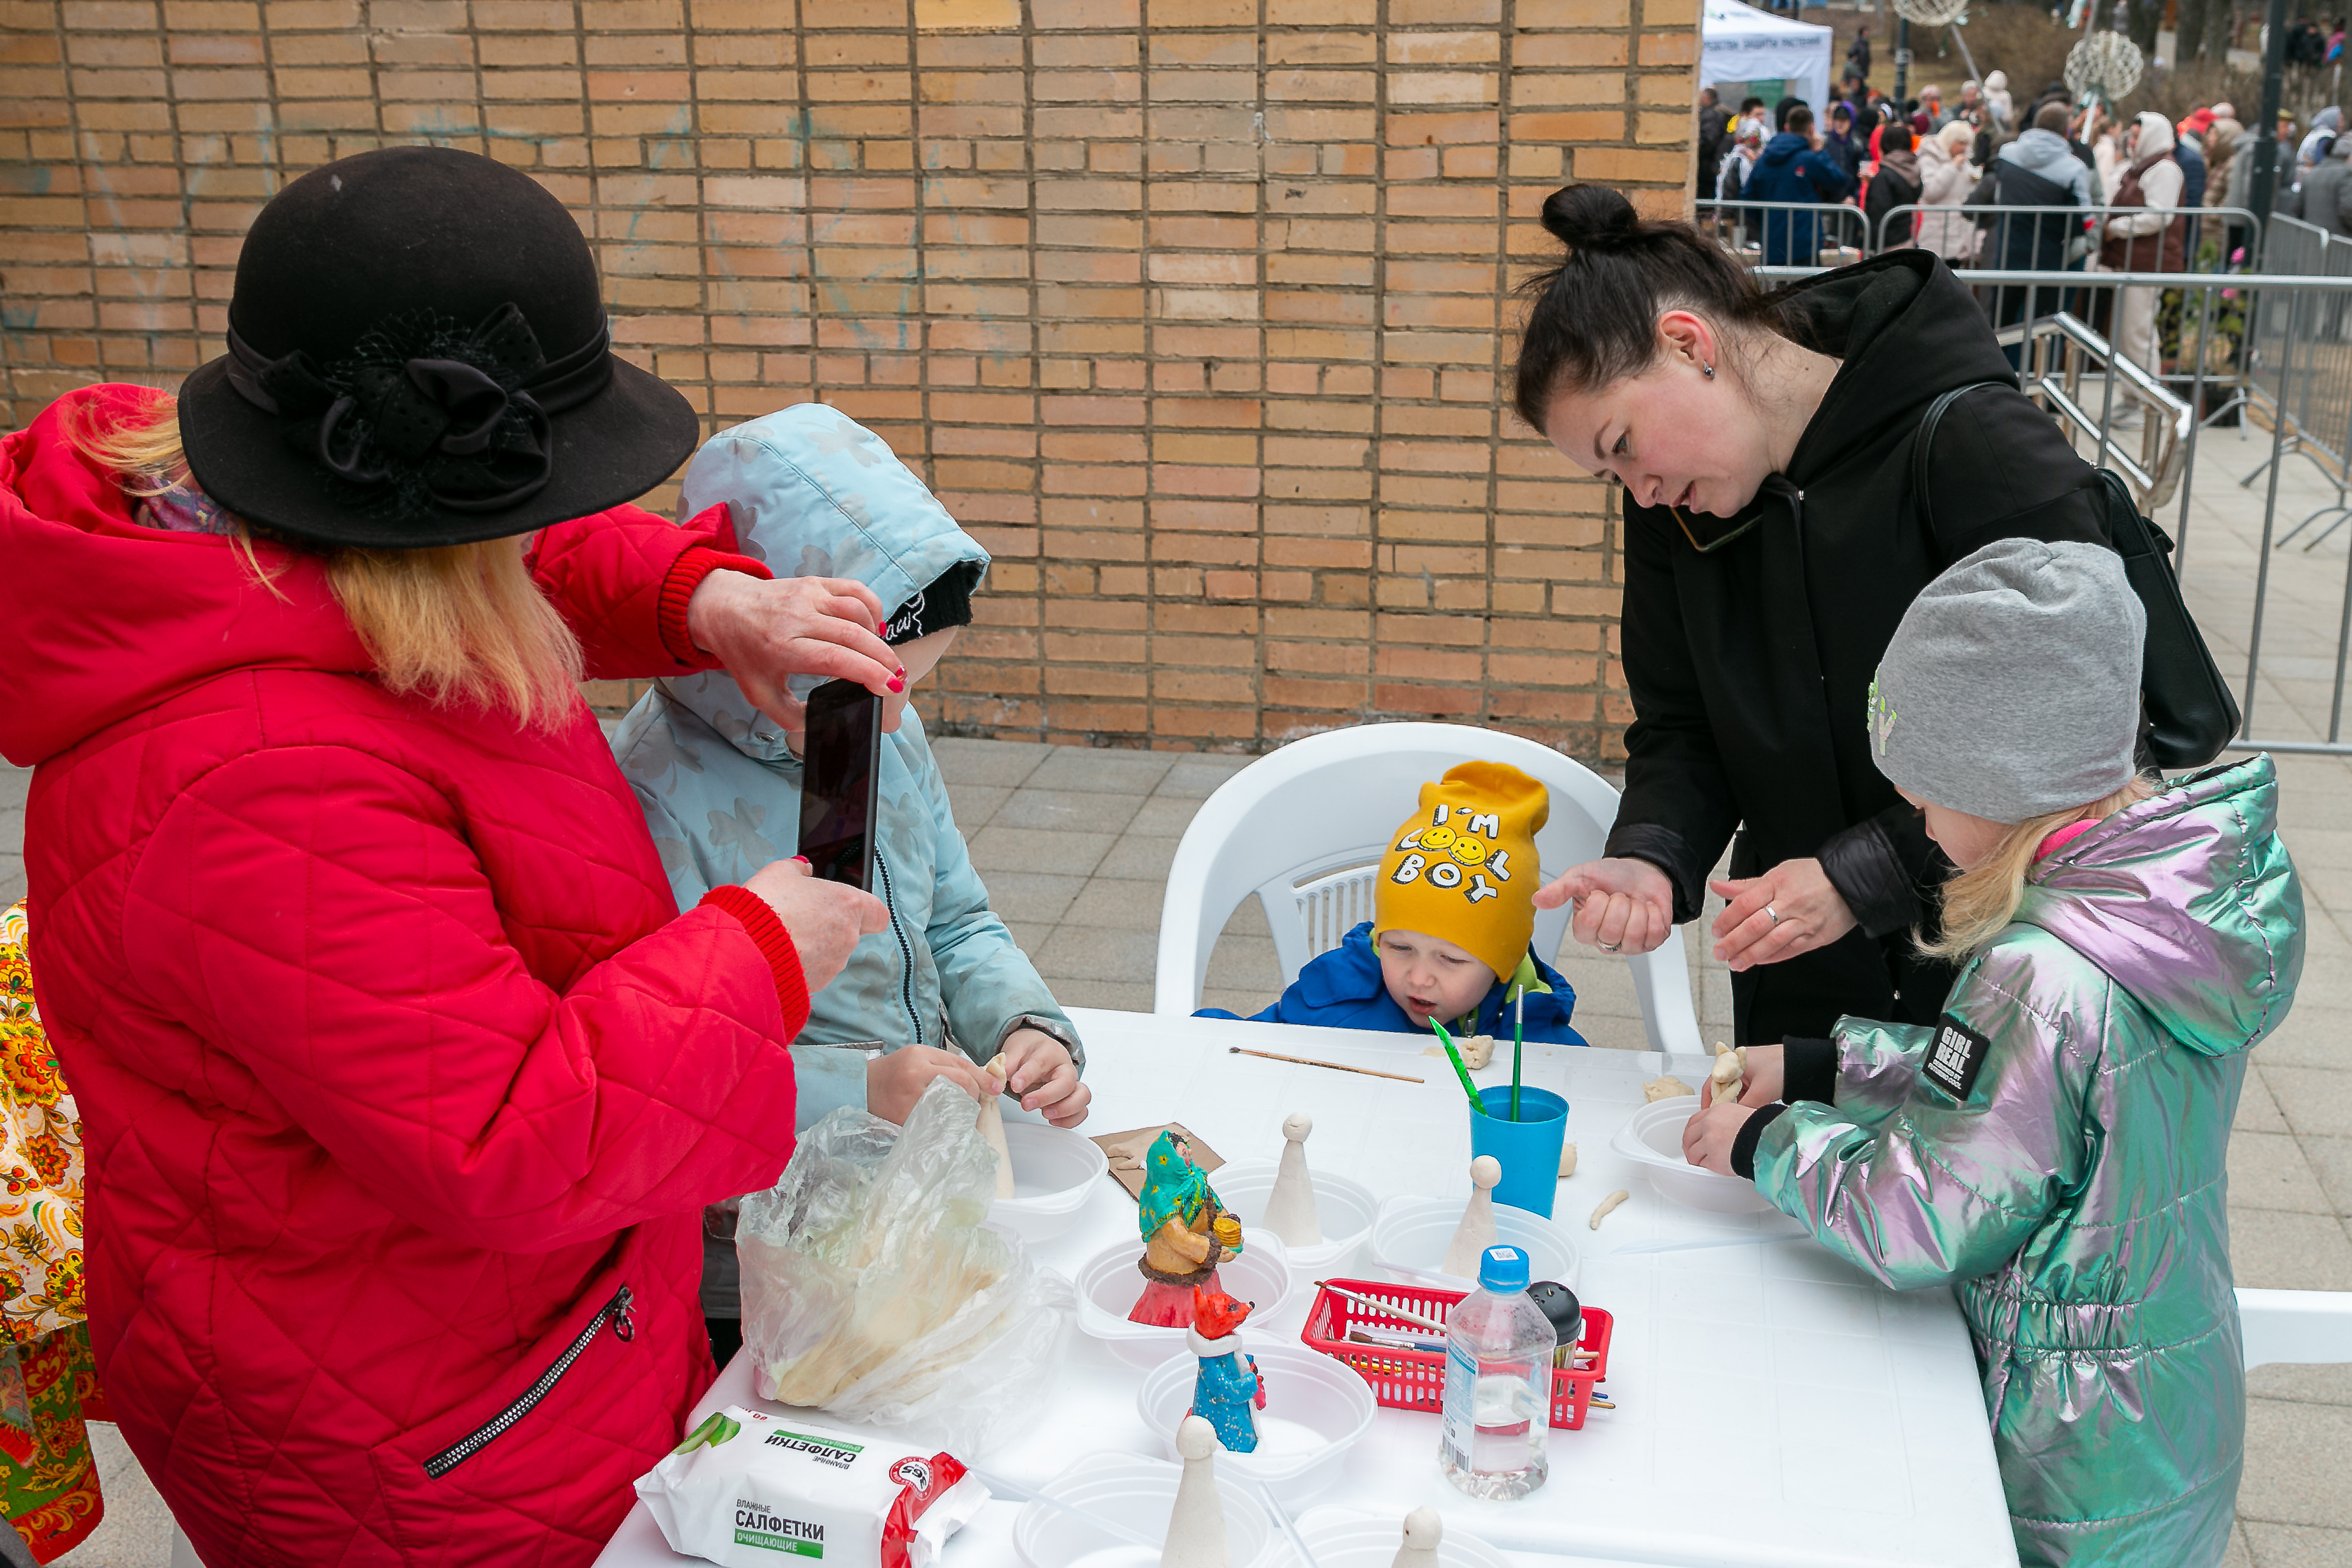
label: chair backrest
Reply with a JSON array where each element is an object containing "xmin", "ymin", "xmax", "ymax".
[
  {"xmin": 2238, "ymin": 1288, "xmax": 2352, "ymax": 1369},
  {"xmin": 1153, "ymin": 722, "xmax": 1703, "ymax": 1055}
]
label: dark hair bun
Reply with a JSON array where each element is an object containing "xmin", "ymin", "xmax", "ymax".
[{"xmin": 1541, "ymin": 185, "xmax": 1641, "ymax": 252}]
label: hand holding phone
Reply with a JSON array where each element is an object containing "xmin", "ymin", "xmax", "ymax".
[{"xmin": 741, "ymin": 858, "xmax": 889, "ymax": 991}]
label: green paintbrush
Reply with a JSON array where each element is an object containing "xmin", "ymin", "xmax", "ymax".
[
  {"xmin": 1511, "ymin": 983, "xmax": 1525, "ymax": 1123},
  {"xmin": 1430, "ymin": 1017, "xmax": 1486, "ymax": 1116}
]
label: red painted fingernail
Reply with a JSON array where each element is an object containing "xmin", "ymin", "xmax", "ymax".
[
  {"xmin": 887, "ymin": 675, "xmax": 906, "ymax": 693},
  {"xmin": 793, "ymin": 855, "xmax": 810, "ymax": 864}
]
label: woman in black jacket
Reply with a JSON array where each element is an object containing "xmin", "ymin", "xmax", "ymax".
[{"xmin": 1521, "ymin": 185, "xmax": 2111, "ymax": 1045}]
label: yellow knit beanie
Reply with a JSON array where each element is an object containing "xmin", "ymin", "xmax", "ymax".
[{"xmin": 1373, "ymin": 761, "xmax": 1548, "ymax": 984}]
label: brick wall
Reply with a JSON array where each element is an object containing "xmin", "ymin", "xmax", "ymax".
[{"xmin": 1, "ymin": 0, "xmax": 1700, "ymax": 758}]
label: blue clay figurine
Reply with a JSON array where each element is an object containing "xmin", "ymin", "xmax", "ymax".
[{"xmin": 1184, "ymin": 1287, "xmax": 1267, "ymax": 1454}]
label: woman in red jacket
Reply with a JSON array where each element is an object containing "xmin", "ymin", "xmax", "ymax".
[{"xmin": 0, "ymin": 147, "xmax": 906, "ymax": 1564}]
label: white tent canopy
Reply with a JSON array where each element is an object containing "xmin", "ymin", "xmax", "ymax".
[{"xmin": 1701, "ymin": 0, "xmax": 1834, "ymax": 114}]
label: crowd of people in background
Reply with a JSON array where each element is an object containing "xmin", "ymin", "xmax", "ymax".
[{"xmin": 1696, "ymin": 23, "xmax": 2352, "ymax": 419}]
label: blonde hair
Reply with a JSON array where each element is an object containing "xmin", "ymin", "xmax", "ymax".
[
  {"xmin": 74, "ymin": 394, "xmax": 583, "ymax": 730},
  {"xmin": 1918, "ymin": 775, "xmax": 2158, "ymax": 961}
]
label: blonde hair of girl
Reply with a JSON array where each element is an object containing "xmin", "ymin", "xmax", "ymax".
[
  {"xmin": 1919, "ymin": 775, "xmax": 2158, "ymax": 961},
  {"xmin": 75, "ymin": 395, "xmax": 584, "ymax": 732}
]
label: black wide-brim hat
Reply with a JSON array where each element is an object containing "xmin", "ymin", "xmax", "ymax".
[{"xmin": 179, "ymin": 145, "xmax": 698, "ymax": 549}]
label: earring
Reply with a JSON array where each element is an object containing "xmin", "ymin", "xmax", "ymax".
[{"xmin": 1702, "ymin": 363, "xmax": 1715, "ymax": 379}]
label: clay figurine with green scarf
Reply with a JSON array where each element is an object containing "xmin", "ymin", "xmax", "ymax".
[{"xmin": 1129, "ymin": 1131, "xmax": 1244, "ymax": 1327}]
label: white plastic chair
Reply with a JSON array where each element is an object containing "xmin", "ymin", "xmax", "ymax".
[
  {"xmin": 1152, "ymin": 721, "xmax": 1705, "ymax": 1055},
  {"xmin": 2239, "ymin": 1288, "xmax": 2352, "ymax": 1369}
]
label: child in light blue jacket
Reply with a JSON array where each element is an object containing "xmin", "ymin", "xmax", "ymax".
[{"xmin": 611, "ymin": 404, "xmax": 1087, "ymax": 1356}]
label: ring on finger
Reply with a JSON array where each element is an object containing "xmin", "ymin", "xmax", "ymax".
[
  {"xmin": 1598, "ymin": 939, "xmax": 1621, "ymax": 953},
  {"xmin": 1765, "ymin": 904, "xmax": 1780, "ymax": 925}
]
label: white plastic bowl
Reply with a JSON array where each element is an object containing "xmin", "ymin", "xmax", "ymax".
[
  {"xmin": 1610, "ymin": 1095, "xmax": 1773, "ymax": 1214},
  {"xmin": 1293, "ymin": 1512, "xmax": 1513, "ymax": 1568},
  {"xmin": 1134, "ymin": 1343, "xmax": 1376, "ymax": 1507},
  {"xmin": 1075, "ymin": 1229, "xmax": 1293, "ymax": 1371},
  {"xmin": 1014, "ymin": 1451, "xmax": 1273, "ymax": 1568},
  {"xmin": 988, "ymin": 1120, "xmax": 1110, "ymax": 1243},
  {"xmin": 1369, "ymin": 1197, "xmax": 1579, "ymax": 1292},
  {"xmin": 1204, "ymin": 1159, "xmax": 1378, "ymax": 1285}
]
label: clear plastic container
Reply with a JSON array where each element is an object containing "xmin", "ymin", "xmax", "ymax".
[{"xmin": 1437, "ymin": 1244, "xmax": 1552, "ymax": 1501}]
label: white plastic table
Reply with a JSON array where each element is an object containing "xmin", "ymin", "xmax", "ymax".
[{"xmin": 596, "ymin": 1008, "xmax": 2019, "ymax": 1568}]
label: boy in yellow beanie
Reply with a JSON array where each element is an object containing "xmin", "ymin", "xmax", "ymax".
[{"xmin": 1197, "ymin": 762, "xmax": 1585, "ymax": 1043}]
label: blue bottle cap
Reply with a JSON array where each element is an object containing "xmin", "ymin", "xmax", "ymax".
[{"xmin": 1477, "ymin": 1244, "xmax": 1530, "ymax": 1292}]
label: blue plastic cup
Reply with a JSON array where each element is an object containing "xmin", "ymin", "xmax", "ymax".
[{"xmin": 1470, "ymin": 1087, "xmax": 1569, "ymax": 1218}]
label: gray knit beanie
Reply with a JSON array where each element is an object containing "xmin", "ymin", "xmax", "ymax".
[{"xmin": 1869, "ymin": 539, "xmax": 2144, "ymax": 823}]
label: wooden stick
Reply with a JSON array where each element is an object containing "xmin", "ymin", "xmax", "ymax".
[
  {"xmin": 1315, "ymin": 1280, "xmax": 1450, "ymax": 1333},
  {"xmin": 1226, "ymin": 1046, "xmax": 1424, "ymax": 1084}
]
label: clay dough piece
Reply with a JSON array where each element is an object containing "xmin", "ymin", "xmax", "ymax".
[
  {"xmin": 1558, "ymin": 1142, "xmax": 1578, "ymax": 1179},
  {"xmin": 1709, "ymin": 1043, "xmax": 1746, "ymax": 1108},
  {"xmin": 1260, "ymin": 1111, "xmax": 1324, "ymax": 1247},
  {"xmin": 1423, "ymin": 1034, "xmax": 1495, "ymax": 1070},
  {"xmin": 1588, "ymin": 1189, "xmax": 1630, "ymax": 1230},
  {"xmin": 1642, "ymin": 1074, "xmax": 1692, "ymax": 1104},
  {"xmin": 980, "ymin": 1057, "xmax": 1016, "ymax": 1200},
  {"xmin": 1440, "ymin": 1156, "xmax": 1503, "ymax": 1278},
  {"xmin": 1162, "ymin": 1415, "xmax": 1230, "ymax": 1568},
  {"xmin": 1389, "ymin": 1506, "xmax": 1442, "ymax": 1568}
]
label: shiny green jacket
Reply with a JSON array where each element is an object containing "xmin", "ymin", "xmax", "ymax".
[{"xmin": 1753, "ymin": 755, "xmax": 2303, "ymax": 1568}]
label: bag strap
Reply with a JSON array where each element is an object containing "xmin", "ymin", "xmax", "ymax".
[
  {"xmin": 1908, "ymin": 380, "xmax": 2011, "ymax": 535},
  {"xmin": 1915, "ymin": 382, "xmax": 2186, "ymax": 586}
]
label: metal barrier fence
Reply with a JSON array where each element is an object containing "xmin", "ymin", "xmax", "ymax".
[
  {"xmin": 1871, "ymin": 202, "xmax": 2260, "ymax": 270},
  {"xmin": 2246, "ymin": 214, "xmax": 2352, "ymax": 557},
  {"xmin": 1697, "ymin": 199, "xmax": 2251, "ymax": 272},
  {"xmin": 1750, "ymin": 263, "xmax": 2352, "ymax": 755},
  {"xmin": 1693, "ymin": 199, "xmax": 1871, "ymax": 267}
]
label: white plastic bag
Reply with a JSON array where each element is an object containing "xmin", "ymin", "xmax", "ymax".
[{"xmin": 737, "ymin": 1078, "xmax": 1074, "ymax": 1454}]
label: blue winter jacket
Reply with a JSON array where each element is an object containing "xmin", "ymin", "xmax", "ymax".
[
  {"xmin": 1743, "ymin": 131, "xmax": 1859, "ymax": 263},
  {"xmin": 610, "ymin": 404, "xmax": 1082, "ymax": 1317},
  {"xmin": 1197, "ymin": 922, "xmax": 1586, "ymax": 1045}
]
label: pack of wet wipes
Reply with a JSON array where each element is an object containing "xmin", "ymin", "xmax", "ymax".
[{"xmin": 635, "ymin": 1407, "xmax": 986, "ymax": 1568}]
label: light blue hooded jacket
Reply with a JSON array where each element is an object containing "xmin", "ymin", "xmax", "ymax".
[{"xmin": 609, "ymin": 404, "xmax": 1082, "ymax": 1316}]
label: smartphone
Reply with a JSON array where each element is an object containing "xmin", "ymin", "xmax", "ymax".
[{"xmin": 799, "ymin": 678, "xmax": 882, "ymax": 892}]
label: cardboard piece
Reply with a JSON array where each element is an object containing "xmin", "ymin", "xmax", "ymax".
[{"xmin": 1093, "ymin": 1123, "xmax": 1225, "ymax": 1201}]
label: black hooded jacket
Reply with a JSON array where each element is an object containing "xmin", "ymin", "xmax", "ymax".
[{"xmin": 1601, "ymin": 248, "xmax": 2111, "ymax": 1044}]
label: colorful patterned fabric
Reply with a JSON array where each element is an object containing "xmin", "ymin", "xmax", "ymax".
[
  {"xmin": 0, "ymin": 1327, "xmax": 103, "ymax": 1561},
  {"xmin": 0, "ymin": 904, "xmax": 102, "ymax": 1561},
  {"xmin": 0, "ymin": 904, "xmax": 85, "ymax": 1343}
]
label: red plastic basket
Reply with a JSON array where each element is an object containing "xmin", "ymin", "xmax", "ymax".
[{"xmin": 1299, "ymin": 1276, "xmax": 1614, "ymax": 1431}]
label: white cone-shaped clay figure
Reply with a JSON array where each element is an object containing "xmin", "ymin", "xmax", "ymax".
[
  {"xmin": 980, "ymin": 1056, "xmax": 1016, "ymax": 1200},
  {"xmin": 1440, "ymin": 1156, "xmax": 1501, "ymax": 1279},
  {"xmin": 1260, "ymin": 1111, "xmax": 1324, "ymax": 1247},
  {"xmin": 1161, "ymin": 1414, "xmax": 1229, "ymax": 1568},
  {"xmin": 1389, "ymin": 1506, "xmax": 1442, "ymax": 1568}
]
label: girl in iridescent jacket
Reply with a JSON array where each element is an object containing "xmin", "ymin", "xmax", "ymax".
[{"xmin": 1685, "ymin": 539, "xmax": 2303, "ymax": 1568}]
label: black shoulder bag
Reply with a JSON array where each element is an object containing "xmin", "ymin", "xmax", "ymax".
[{"xmin": 1911, "ymin": 381, "xmax": 2243, "ymax": 769}]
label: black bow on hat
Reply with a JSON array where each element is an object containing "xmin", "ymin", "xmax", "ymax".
[{"xmin": 178, "ymin": 146, "xmax": 699, "ymax": 549}]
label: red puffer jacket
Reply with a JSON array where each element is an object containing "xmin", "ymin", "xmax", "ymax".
[{"xmin": 1, "ymin": 386, "xmax": 811, "ymax": 1566}]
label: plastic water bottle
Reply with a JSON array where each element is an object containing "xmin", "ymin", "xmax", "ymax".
[{"xmin": 1438, "ymin": 1243, "xmax": 1553, "ymax": 1499}]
